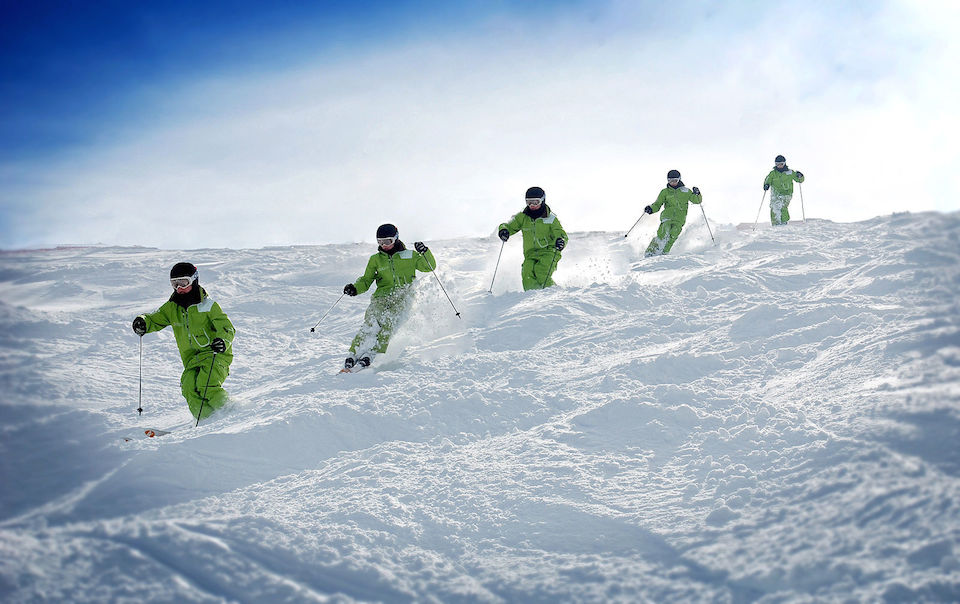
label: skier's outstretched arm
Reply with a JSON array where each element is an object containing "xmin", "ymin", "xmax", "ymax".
[
  {"xmin": 137, "ymin": 304, "xmax": 174, "ymax": 334},
  {"xmin": 353, "ymin": 257, "xmax": 379, "ymax": 295},
  {"xmin": 649, "ymin": 189, "xmax": 668, "ymax": 213},
  {"xmin": 689, "ymin": 187, "xmax": 703, "ymax": 204},
  {"xmin": 552, "ymin": 218, "xmax": 568, "ymax": 247},
  {"xmin": 208, "ymin": 302, "xmax": 236, "ymax": 350},
  {"xmin": 499, "ymin": 213, "xmax": 523, "ymax": 236},
  {"xmin": 415, "ymin": 246, "xmax": 437, "ymax": 272}
]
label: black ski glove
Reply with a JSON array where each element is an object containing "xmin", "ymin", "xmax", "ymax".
[
  {"xmin": 498, "ymin": 229, "xmax": 509, "ymax": 242},
  {"xmin": 211, "ymin": 338, "xmax": 226, "ymax": 354},
  {"xmin": 692, "ymin": 186, "xmax": 700, "ymax": 195},
  {"xmin": 132, "ymin": 316, "xmax": 147, "ymax": 336},
  {"xmin": 344, "ymin": 283, "xmax": 357, "ymax": 296},
  {"xmin": 555, "ymin": 238, "xmax": 565, "ymax": 251},
  {"xmin": 414, "ymin": 241, "xmax": 428, "ymax": 254},
  {"xmin": 644, "ymin": 205, "xmax": 653, "ymax": 214},
  {"xmin": 795, "ymin": 171, "xmax": 803, "ymax": 179},
  {"xmin": 763, "ymin": 183, "xmax": 770, "ymax": 191}
]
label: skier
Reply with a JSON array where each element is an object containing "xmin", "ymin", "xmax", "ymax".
[
  {"xmin": 341, "ymin": 224, "xmax": 437, "ymax": 372},
  {"xmin": 763, "ymin": 154, "xmax": 805, "ymax": 225},
  {"xmin": 643, "ymin": 170, "xmax": 703, "ymax": 256},
  {"xmin": 132, "ymin": 262, "xmax": 235, "ymax": 421},
  {"xmin": 497, "ymin": 186, "xmax": 568, "ymax": 290}
]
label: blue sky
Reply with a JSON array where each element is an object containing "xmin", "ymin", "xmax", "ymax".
[
  {"xmin": 0, "ymin": 0, "xmax": 460, "ymax": 159},
  {"xmin": 1, "ymin": 0, "xmax": 958, "ymax": 249}
]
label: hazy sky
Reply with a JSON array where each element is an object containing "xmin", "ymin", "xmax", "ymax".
[{"xmin": 1, "ymin": 0, "xmax": 958, "ymax": 250}]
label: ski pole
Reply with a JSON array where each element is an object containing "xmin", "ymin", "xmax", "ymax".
[
  {"xmin": 137, "ymin": 335, "xmax": 143, "ymax": 416},
  {"xmin": 310, "ymin": 292, "xmax": 346, "ymax": 332},
  {"xmin": 700, "ymin": 205, "xmax": 716, "ymax": 245},
  {"xmin": 539, "ymin": 249, "xmax": 560, "ymax": 289},
  {"xmin": 195, "ymin": 353, "xmax": 218, "ymax": 427},
  {"xmin": 419, "ymin": 250, "xmax": 461, "ymax": 318},
  {"xmin": 488, "ymin": 240, "xmax": 505, "ymax": 294},
  {"xmin": 799, "ymin": 182, "xmax": 806, "ymax": 222},
  {"xmin": 624, "ymin": 213, "xmax": 646, "ymax": 238},
  {"xmin": 752, "ymin": 190, "xmax": 768, "ymax": 232}
]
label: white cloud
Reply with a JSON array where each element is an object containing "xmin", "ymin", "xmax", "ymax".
[{"xmin": 2, "ymin": 0, "xmax": 957, "ymax": 249}]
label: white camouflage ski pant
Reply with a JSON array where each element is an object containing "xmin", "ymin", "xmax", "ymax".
[{"xmin": 770, "ymin": 193, "xmax": 792, "ymax": 225}]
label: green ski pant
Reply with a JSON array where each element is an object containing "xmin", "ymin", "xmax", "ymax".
[
  {"xmin": 521, "ymin": 250, "xmax": 560, "ymax": 290},
  {"xmin": 181, "ymin": 353, "xmax": 231, "ymax": 420},
  {"xmin": 645, "ymin": 220, "xmax": 684, "ymax": 257},
  {"xmin": 770, "ymin": 193, "xmax": 792, "ymax": 225},
  {"xmin": 350, "ymin": 291, "xmax": 411, "ymax": 355}
]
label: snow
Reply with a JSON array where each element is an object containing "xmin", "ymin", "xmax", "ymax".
[{"xmin": 1, "ymin": 212, "xmax": 959, "ymax": 602}]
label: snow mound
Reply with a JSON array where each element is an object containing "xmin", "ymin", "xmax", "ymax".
[{"xmin": 1, "ymin": 212, "xmax": 959, "ymax": 602}]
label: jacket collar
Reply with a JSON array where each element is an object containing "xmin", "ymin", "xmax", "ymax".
[
  {"xmin": 523, "ymin": 203, "xmax": 550, "ymax": 220},
  {"xmin": 170, "ymin": 286, "xmax": 206, "ymax": 309}
]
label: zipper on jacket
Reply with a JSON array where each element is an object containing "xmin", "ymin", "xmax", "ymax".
[
  {"xmin": 389, "ymin": 255, "xmax": 399, "ymax": 286},
  {"xmin": 183, "ymin": 301, "xmax": 211, "ymax": 348},
  {"xmin": 528, "ymin": 216, "xmax": 549, "ymax": 248}
]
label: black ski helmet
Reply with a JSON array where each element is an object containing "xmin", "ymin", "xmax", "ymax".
[
  {"xmin": 667, "ymin": 169, "xmax": 681, "ymax": 179},
  {"xmin": 170, "ymin": 262, "xmax": 197, "ymax": 280},
  {"xmin": 376, "ymin": 223, "xmax": 398, "ymax": 239},
  {"xmin": 775, "ymin": 155, "xmax": 786, "ymax": 163},
  {"xmin": 525, "ymin": 186, "xmax": 545, "ymax": 201}
]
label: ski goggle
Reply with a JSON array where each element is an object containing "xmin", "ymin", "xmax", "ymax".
[
  {"xmin": 525, "ymin": 196, "xmax": 544, "ymax": 206},
  {"xmin": 775, "ymin": 161, "xmax": 786, "ymax": 167},
  {"xmin": 170, "ymin": 272, "xmax": 197, "ymax": 289},
  {"xmin": 667, "ymin": 178, "xmax": 680, "ymax": 184},
  {"xmin": 377, "ymin": 236, "xmax": 397, "ymax": 247}
]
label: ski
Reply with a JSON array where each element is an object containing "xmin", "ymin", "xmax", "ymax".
[{"xmin": 122, "ymin": 427, "xmax": 173, "ymax": 442}]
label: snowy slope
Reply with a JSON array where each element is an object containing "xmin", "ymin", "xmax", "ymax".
[{"xmin": 1, "ymin": 212, "xmax": 959, "ymax": 602}]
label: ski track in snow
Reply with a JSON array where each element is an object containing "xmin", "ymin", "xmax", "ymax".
[{"xmin": 1, "ymin": 213, "xmax": 959, "ymax": 602}]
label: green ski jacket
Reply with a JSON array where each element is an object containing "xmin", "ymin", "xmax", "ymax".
[
  {"xmin": 499, "ymin": 205, "xmax": 569, "ymax": 256},
  {"xmin": 764, "ymin": 168, "xmax": 804, "ymax": 196},
  {"xmin": 139, "ymin": 288, "xmax": 235, "ymax": 367},
  {"xmin": 650, "ymin": 186, "xmax": 702, "ymax": 225},
  {"xmin": 354, "ymin": 246, "xmax": 438, "ymax": 298}
]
